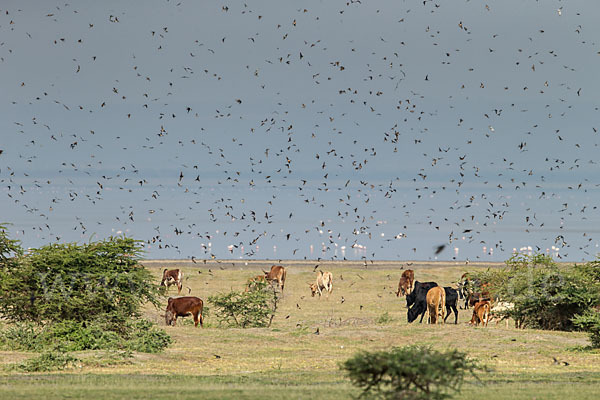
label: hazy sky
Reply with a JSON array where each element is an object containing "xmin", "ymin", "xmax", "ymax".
[{"xmin": 1, "ymin": 0, "xmax": 599, "ymax": 262}]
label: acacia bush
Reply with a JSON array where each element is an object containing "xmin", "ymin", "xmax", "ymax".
[
  {"xmin": 342, "ymin": 346, "xmax": 484, "ymax": 400},
  {"xmin": 467, "ymin": 254, "xmax": 600, "ymax": 330},
  {"xmin": 0, "ymin": 226, "xmax": 171, "ymax": 366},
  {"xmin": 208, "ymin": 281, "xmax": 279, "ymax": 328},
  {"xmin": 0, "ymin": 236, "xmax": 160, "ymax": 325}
]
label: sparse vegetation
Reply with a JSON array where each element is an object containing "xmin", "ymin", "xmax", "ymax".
[{"xmin": 376, "ymin": 311, "xmax": 393, "ymax": 325}]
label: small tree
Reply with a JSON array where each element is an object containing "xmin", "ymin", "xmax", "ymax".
[
  {"xmin": 342, "ymin": 346, "xmax": 484, "ymax": 400},
  {"xmin": 209, "ymin": 281, "xmax": 278, "ymax": 328},
  {"xmin": 0, "ymin": 236, "xmax": 160, "ymax": 326},
  {"xmin": 0, "ymin": 228, "xmax": 170, "ymax": 359}
]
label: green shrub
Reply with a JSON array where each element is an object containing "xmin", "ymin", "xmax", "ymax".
[
  {"xmin": 342, "ymin": 346, "xmax": 484, "ymax": 400},
  {"xmin": 573, "ymin": 309, "xmax": 600, "ymax": 348},
  {"xmin": 0, "ymin": 319, "xmax": 170, "ymax": 354},
  {"xmin": 467, "ymin": 254, "xmax": 600, "ymax": 330},
  {"xmin": 0, "ymin": 322, "xmax": 41, "ymax": 351},
  {"xmin": 16, "ymin": 351, "xmax": 80, "ymax": 372},
  {"xmin": 376, "ymin": 312, "xmax": 393, "ymax": 325},
  {"xmin": 0, "ymin": 236, "xmax": 160, "ymax": 325},
  {"xmin": 0, "ymin": 228, "xmax": 171, "ymax": 370},
  {"xmin": 209, "ymin": 281, "xmax": 278, "ymax": 328},
  {"xmin": 125, "ymin": 320, "xmax": 172, "ymax": 353}
]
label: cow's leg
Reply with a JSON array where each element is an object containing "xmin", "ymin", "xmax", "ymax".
[
  {"xmin": 177, "ymin": 281, "xmax": 182, "ymax": 295},
  {"xmin": 441, "ymin": 304, "xmax": 446, "ymax": 325},
  {"xmin": 172, "ymin": 316, "xmax": 177, "ymax": 327},
  {"xmin": 453, "ymin": 305, "xmax": 458, "ymax": 324},
  {"xmin": 419, "ymin": 308, "xmax": 427, "ymax": 323},
  {"xmin": 193, "ymin": 311, "xmax": 199, "ymax": 327}
]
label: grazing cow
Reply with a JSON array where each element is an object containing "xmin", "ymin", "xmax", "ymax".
[
  {"xmin": 426, "ymin": 286, "xmax": 446, "ymax": 324},
  {"xmin": 161, "ymin": 268, "xmax": 183, "ymax": 294},
  {"xmin": 470, "ymin": 301, "xmax": 491, "ymax": 327},
  {"xmin": 263, "ymin": 265, "xmax": 287, "ymax": 292},
  {"xmin": 443, "ymin": 287, "xmax": 460, "ymax": 324},
  {"xmin": 245, "ymin": 275, "xmax": 267, "ymax": 292},
  {"xmin": 310, "ymin": 270, "xmax": 333, "ymax": 298},
  {"xmin": 490, "ymin": 301, "xmax": 514, "ymax": 327},
  {"xmin": 395, "ymin": 269, "xmax": 415, "ymax": 297},
  {"xmin": 165, "ymin": 296, "xmax": 204, "ymax": 327},
  {"xmin": 406, "ymin": 281, "xmax": 439, "ymax": 323}
]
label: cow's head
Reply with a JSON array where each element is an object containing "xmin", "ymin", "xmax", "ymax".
[
  {"xmin": 407, "ymin": 303, "xmax": 424, "ymax": 323},
  {"xmin": 165, "ymin": 310, "xmax": 175, "ymax": 326},
  {"xmin": 309, "ymin": 283, "xmax": 318, "ymax": 297}
]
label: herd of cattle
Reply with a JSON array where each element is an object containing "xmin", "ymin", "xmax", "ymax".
[{"xmin": 159, "ymin": 265, "xmax": 514, "ymax": 328}]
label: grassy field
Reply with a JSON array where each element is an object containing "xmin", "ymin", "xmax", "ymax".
[{"xmin": 1, "ymin": 260, "xmax": 599, "ymax": 399}]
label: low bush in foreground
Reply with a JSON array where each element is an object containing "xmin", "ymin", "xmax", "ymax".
[
  {"xmin": 0, "ymin": 319, "xmax": 171, "ymax": 354},
  {"xmin": 342, "ymin": 346, "xmax": 484, "ymax": 400},
  {"xmin": 16, "ymin": 351, "xmax": 80, "ymax": 372}
]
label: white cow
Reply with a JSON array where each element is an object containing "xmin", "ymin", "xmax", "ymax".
[{"xmin": 310, "ymin": 271, "xmax": 333, "ymax": 299}]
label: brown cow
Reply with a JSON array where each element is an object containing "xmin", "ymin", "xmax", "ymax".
[
  {"xmin": 245, "ymin": 275, "xmax": 266, "ymax": 292},
  {"xmin": 160, "ymin": 268, "xmax": 183, "ymax": 294},
  {"xmin": 470, "ymin": 301, "xmax": 491, "ymax": 327},
  {"xmin": 396, "ymin": 269, "xmax": 415, "ymax": 297},
  {"xmin": 263, "ymin": 265, "xmax": 286, "ymax": 292},
  {"xmin": 165, "ymin": 296, "xmax": 204, "ymax": 327},
  {"xmin": 426, "ymin": 286, "xmax": 446, "ymax": 324},
  {"xmin": 310, "ymin": 270, "xmax": 333, "ymax": 298}
]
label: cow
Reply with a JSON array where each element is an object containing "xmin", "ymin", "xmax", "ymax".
[
  {"xmin": 426, "ymin": 286, "xmax": 446, "ymax": 324},
  {"xmin": 165, "ymin": 296, "xmax": 204, "ymax": 327},
  {"xmin": 443, "ymin": 287, "xmax": 460, "ymax": 324},
  {"xmin": 263, "ymin": 265, "xmax": 287, "ymax": 292},
  {"xmin": 395, "ymin": 269, "xmax": 415, "ymax": 297},
  {"xmin": 310, "ymin": 270, "xmax": 333, "ymax": 298},
  {"xmin": 245, "ymin": 275, "xmax": 266, "ymax": 292},
  {"xmin": 489, "ymin": 301, "xmax": 514, "ymax": 328},
  {"xmin": 469, "ymin": 301, "xmax": 491, "ymax": 327},
  {"xmin": 160, "ymin": 268, "xmax": 183, "ymax": 294},
  {"xmin": 407, "ymin": 281, "xmax": 439, "ymax": 323}
]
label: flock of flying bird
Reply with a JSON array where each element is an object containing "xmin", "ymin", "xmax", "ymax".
[{"xmin": 0, "ymin": 1, "xmax": 599, "ymax": 262}]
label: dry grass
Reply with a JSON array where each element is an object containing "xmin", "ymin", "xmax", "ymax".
[{"xmin": 1, "ymin": 260, "xmax": 600, "ymax": 399}]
